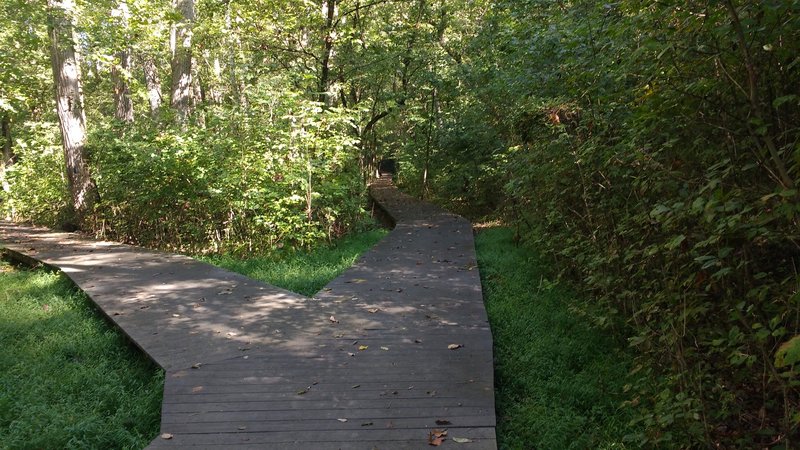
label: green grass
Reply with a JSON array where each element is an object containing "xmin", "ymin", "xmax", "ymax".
[
  {"xmin": 476, "ymin": 228, "xmax": 635, "ymax": 449},
  {"xmin": 202, "ymin": 228, "xmax": 389, "ymax": 295},
  {"xmin": 0, "ymin": 261, "xmax": 163, "ymax": 450}
]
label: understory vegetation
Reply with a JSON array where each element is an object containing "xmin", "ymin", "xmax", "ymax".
[
  {"xmin": 204, "ymin": 227, "xmax": 387, "ymax": 295},
  {"xmin": 0, "ymin": 261, "xmax": 163, "ymax": 449},
  {"xmin": 476, "ymin": 228, "xmax": 635, "ymax": 449}
]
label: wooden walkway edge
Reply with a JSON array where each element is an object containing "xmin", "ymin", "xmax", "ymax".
[{"xmin": 0, "ymin": 179, "xmax": 497, "ymax": 449}]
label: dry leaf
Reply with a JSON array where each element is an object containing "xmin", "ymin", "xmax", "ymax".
[
  {"xmin": 237, "ymin": 426, "xmax": 247, "ymax": 430},
  {"xmin": 337, "ymin": 418, "xmax": 348, "ymax": 423},
  {"xmin": 367, "ymin": 308, "xmax": 380, "ymax": 313},
  {"xmin": 191, "ymin": 386, "xmax": 203, "ymax": 393},
  {"xmin": 352, "ymin": 384, "xmax": 361, "ymax": 389},
  {"xmin": 160, "ymin": 433, "xmax": 173, "ymax": 440},
  {"xmin": 361, "ymin": 421, "xmax": 373, "ymax": 426},
  {"xmin": 297, "ymin": 386, "xmax": 311, "ymax": 395},
  {"xmin": 381, "ymin": 346, "xmax": 390, "ymax": 351},
  {"xmin": 428, "ymin": 429, "xmax": 448, "ymax": 446},
  {"xmin": 448, "ymin": 344, "xmax": 463, "ymax": 350},
  {"xmin": 358, "ymin": 345, "xmax": 369, "ymax": 351},
  {"xmin": 347, "ymin": 352, "xmax": 355, "ymax": 357},
  {"xmin": 191, "ymin": 363, "xmax": 202, "ymax": 369},
  {"xmin": 452, "ymin": 437, "xmax": 473, "ymax": 443}
]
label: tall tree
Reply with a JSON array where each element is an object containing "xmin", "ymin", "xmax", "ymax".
[
  {"xmin": 170, "ymin": 0, "xmax": 194, "ymax": 123},
  {"xmin": 112, "ymin": 0, "xmax": 134, "ymax": 123},
  {"xmin": 47, "ymin": 0, "xmax": 97, "ymax": 227},
  {"xmin": 143, "ymin": 58, "xmax": 162, "ymax": 117},
  {"xmin": 318, "ymin": 0, "xmax": 336, "ymax": 106}
]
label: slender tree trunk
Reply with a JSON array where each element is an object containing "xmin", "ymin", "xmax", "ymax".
[
  {"xmin": 170, "ymin": 0, "xmax": 195, "ymax": 124},
  {"xmin": 143, "ymin": 58, "xmax": 162, "ymax": 117},
  {"xmin": 1, "ymin": 115, "xmax": 12, "ymax": 217},
  {"xmin": 319, "ymin": 0, "xmax": 336, "ymax": 106},
  {"xmin": 47, "ymin": 0, "xmax": 97, "ymax": 228},
  {"xmin": 112, "ymin": 1, "xmax": 134, "ymax": 122},
  {"xmin": 1, "ymin": 115, "xmax": 11, "ymax": 167},
  {"xmin": 224, "ymin": 1, "xmax": 246, "ymax": 107}
]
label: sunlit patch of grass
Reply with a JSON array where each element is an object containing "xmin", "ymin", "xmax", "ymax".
[
  {"xmin": 0, "ymin": 260, "xmax": 163, "ymax": 449},
  {"xmin": 476, "ymin": 228, "xmax": 636, "ymax": 449},
  {"xmin": 203, "ymin": 228, "xmax": 389, "ymax": 296}
]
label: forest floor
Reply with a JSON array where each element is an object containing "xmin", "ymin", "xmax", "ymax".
[{"xmin": 475, "ymin": 227, "xmax": 637, "ymax": 449}]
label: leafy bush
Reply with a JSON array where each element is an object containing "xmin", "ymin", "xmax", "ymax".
[
  {"xmin": 88, "ymin": 88, "xmax": 369, "ymax": 254},
  {"xmin": 397, "ymin": 0, "xmax": 800, "ymax": 447}
]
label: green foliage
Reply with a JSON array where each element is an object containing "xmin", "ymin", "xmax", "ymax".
[
  {"xmin": 0, "ymin": 261, "xmax": 163, "ymax": 449},
  {"xmin": 89, "ymin": 88, "xmax": 369, "ymax": 253},
  {"xmin": 401, "ymin": 0, "xmax": 800, "ymax": 447},
  {"xmin": 203, "ymin": 227, "xmax": 387, "ymax": 296},
  {"xmin": 476, "ymin": 228, "xmax": 635, "ymax": 449},
  {"xmin": 0, "ymin": 121, "xmax": 69, "ymax": 226}
]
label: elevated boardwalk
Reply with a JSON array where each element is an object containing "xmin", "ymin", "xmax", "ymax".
[{"xmin": 0, "ymin": 179, "xmax": 496, "ymax": 449}]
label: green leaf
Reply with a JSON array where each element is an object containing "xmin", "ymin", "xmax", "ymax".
[{"xmin": 775, "ymin": 335, "xmax": 800, "ymax": 368}]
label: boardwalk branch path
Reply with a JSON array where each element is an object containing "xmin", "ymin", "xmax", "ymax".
[{"xmin": 0, "ymin": 178, "xmax": 497, "ymax": 449}]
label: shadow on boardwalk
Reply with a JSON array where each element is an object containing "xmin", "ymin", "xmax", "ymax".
[{"xmin": 0, "ymin": 179, "xmax": 496, "ymax": 449}]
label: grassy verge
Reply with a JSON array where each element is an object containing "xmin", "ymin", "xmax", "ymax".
[
  {"xmin": 202, "ymin": 228, "xmax": 388, "ymax": 295},
  {"xmin": 476, "ymin": 227, "xmax": 636, "ymax": 449},
  {"xmin": 0, "ymin": 260, "xmax": 163, "ymax": 449}
]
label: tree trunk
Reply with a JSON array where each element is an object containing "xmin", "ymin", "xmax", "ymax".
[
  {"xmin": 319, "ymin": 0, "xmax": 336, "ymax": 106},
  {"xmin": 112, "ymin": 1, "xmax": 134, "ymax": 123},
  {"xmin": 113, "ymin": 50, "xmax": 134, "ymax": 122},
  {"xmin": 1, "ymin": 115, "xmax": 12, "ymax": 168},
  {"xmin": 143, "ymin": 58, "xmax": 162, "ymax": 117},
  {"xmin": 47, "ymin": 0, "xmax": 97, "ymax": 228},
  {"xmin": 170, "ymin": 0, "xmax": 195, "ymax": 124}
]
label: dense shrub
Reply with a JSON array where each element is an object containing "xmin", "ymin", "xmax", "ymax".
[{"xmin": 396, "ymin": 1, "xmax": 800, "ymax": 447}]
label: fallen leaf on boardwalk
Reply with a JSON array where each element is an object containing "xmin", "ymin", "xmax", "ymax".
[
  {"xmin": 191, "ymin": 386, "xmax": 204, "ymax": 393},
  {"xmin": 352, "ymin": 384, "xmax": 361, "ymax": 389},
  {"xmin": 191, "ymin": 363, "xmax": 202, "ymax": 369},
  {"xmin": 448, "ymin": 344, "xmax": 463, "ymax": 350},
  {"xmin": 337, "ymin": 418, "xmax": 348, "ymax": 423},
  {"xmin": 347, "ymin": 278, "xmax": 367, "ymax": 284},
  {"xmin": 172, "ymin": 314, "xmax": 180, "ymax": 317},
  {"xmin": 381, "ymin": 346, "xmax": 389, "ymax": 351},
  {"xmin": 329, "ymin": 315, "xmax": 339, "ymax": 323},
  {"xmin": 237, "ymin": 426, "xmax": 247, "ymax": 430},
  {"xmin": 367, "ymin": 308, "xmax": 380, "ymax": 313},
  {"xmin": 414, "ymin": 339, "xmax": 423, "ymax": 344},
  {"xmin": 358, "ymin": 345, "xmax": 369, "ymax": 351},
  {"xmin": 297, "ymin": 386, "xmax": 311, "ymax": 395},
  {"xmin": 435, "ymin": 419, "xmax": 452, "ymax": 425},
  {"xmin": 160, "ymin": 433, "xmax": 173, "ymax": 440},
  {"xmin": 452, "ymin": 437, "xmax": 473, "ymax": 443},
  {"xmin": 428, "ymin": 429, "xmax": 448, "ymax": 446},
  {"xmin": 361, "ymin": 421, "xmax": 373, "ymax": 426}
]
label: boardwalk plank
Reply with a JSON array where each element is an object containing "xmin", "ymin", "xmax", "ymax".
[{"xmin": 0, "ymin": 177, "xmax": 496, "ymax": 448}]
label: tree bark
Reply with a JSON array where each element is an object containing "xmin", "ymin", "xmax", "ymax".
[
  {"xmin": 170, "ymin": 0, "xmax": 195, "ymax": 124},
  {"xmin": 112, "ymin": 1, "xmax": 134, "ymax": 122},
  {"xmin": 143, "ymin": 58, "xmax": 162, "ymax": 117},
  {"xmin": 47, "ymin": 0, "xmax": 97, "ymax": 228},
  {"xmin": 319, "ymin": 0, "xmax": 336, "ymax": 106},
  {"xmin": 1, "ymin": 115, "xmax": 12, "ymax": 168}
]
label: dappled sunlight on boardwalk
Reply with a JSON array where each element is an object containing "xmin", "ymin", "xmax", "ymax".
[{"xmin": 0, "ymin": 179, "xmax": 496, "ymax": 449}]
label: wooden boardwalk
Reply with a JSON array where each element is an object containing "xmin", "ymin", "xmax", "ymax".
[{"xmin": 0, "ymin": 179, "xmax": 496, "ymax": 449}]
